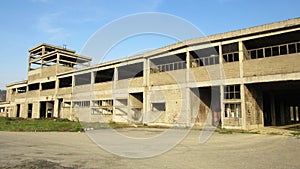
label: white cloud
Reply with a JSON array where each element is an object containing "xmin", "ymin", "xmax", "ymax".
[{"xmin": 38, "ymin": 12, "xmax": 70, "ymax": 41}]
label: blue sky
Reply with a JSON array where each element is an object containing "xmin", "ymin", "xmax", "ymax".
[{"xmin": 0, "ymin": 0, "xmax": 300, "ymax": 89}]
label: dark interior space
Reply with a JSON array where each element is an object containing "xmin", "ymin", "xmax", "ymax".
[
  {"xmin": 40, "ymin": 101, "xmax": 54, "ymax": 118},
  {"xmin": 59, "ymin": 76, "xmax": 72, "ymax": 88},
  {"xmin": 191, "ymin": 86, "xmax": 221, "ymax": 126},
  {"xmin": 94, "ymin": 68, "xmax": 114, "ymax": 83},
  {"xmin": 40, "ymin": 102, "xmax": 46, "ymax": 118},
  {"xmin": 190, "ymin": 46, "xmax": 219, "ymax": 66},
  {"xmin": 75, "ymin": 73, "xmax": 91, "ymax": 86},
  {"xmin": 244, "ymin": 30, "xmax": 300, "ymax": 50},
  {"xmin": 118, "ymin": 63, "xmax": 143, "ymax": 80},
  {"xmin": 252, "ymin": 81, "xmax": 300, "ymax": 126},
  {"xmin": 16, "ymin": 104, "xmax": 20, "ymax": 117},
  {"xmin": 28, "ymin": 104, "xmax": 32, "ymax": 118},
  {"xmin": 28, "ymin": 83, "xmax": 40, "ymax": 91},
  {"xmin": 42, "ymin": 81, "xmax": 55, "ymax": 90}
]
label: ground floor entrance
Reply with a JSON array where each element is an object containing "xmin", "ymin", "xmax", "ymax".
[
  {"xmin": 252, "ymin": 81, "xmax": 300, "ymax": 126},
  {"xmin": 40, "ymin": 101, "xmax": 54, "ymax": 118}
]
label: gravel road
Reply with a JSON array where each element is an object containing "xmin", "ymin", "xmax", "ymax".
[{"xmin": 0, "ymin": 129, "xmax": 299, "ymax": 169}]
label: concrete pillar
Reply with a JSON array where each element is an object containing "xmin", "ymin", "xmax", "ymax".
[
  {"xmin": 41, "ymin": 59, "xmax": 44, "ymax": 68},
  {"xmin": 143, "ymin": 59, "xmax": 149, "ymax": 124},
  {"xmin": 239, "ymin": 41, "xmax": 246, "ymax": 129},
  {"xmin": 33, "ymin": 102, "xmax": 40, "ymax": 118},
  {"xmin": 20, "ymin": 103, "xmax": 26, "ymax": 118},
  {"xmin": 185, "ymin": 50, "xmax": 191, "ymax": 126},
  {"xmin": 186, "ymin": 50, "xmax": 191, "ymax": 70},
  {"xmin": 219, "ymin": 42, "xmax": 223, "ymax": 64},
  {"xmin": 91, "ymin": 71, "xmax": 95, "ymax": 84},
  {"xmin": 71, "ymin": 74, "xmax": 75, "ymax": 87},
  {"xmin": 238, "ymin": 41, "xmax": 244, "ymax": 78},
  {"xmin": 41, "ymin": 46, "xmax": 46, "ymax": 55},
  {"xmin": 113, "ymin": 66, "xmax": 118, "ymax": 118},
  {"xmin": 220, "ymin": 85, "xmax": 225, "ymax": 128},
  {"xmin": 53, "ymin": 99, "xmax": 59, "ymax": 118}
]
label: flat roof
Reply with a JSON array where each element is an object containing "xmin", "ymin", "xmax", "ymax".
[
  {"xmin": 6, "ymin": 80, "xmax": 28, "ymax": 88},
  {"xmin": 29, "ymin": 43, "xmax": 76, "ymax": 53},
  {"xmin": 58, "ymin": 17, "xmax": 300, "ymax": 75}
]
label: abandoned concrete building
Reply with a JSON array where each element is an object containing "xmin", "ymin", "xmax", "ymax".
[{"xmin": 1, "ymin": 18, "xmax": 300, "ymax": 130}]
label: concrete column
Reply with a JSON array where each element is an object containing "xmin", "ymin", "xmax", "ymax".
[
  {"xmin": 143, "ymin": 59, "xmax": 149, "ymax": 124},
  {"xmin": 186, "ymin": 50, "xmax": 191, "ymax": 70},
  {"xmin": 239, "ymin": 41, "xmax": 246, "ymax": 129},
  {"xmin": 240, "ymin": 84, "xmax": 246, "ymax": 129},
  {"xmin": 41, "ymin": 59, "xmax": 44, "ymax": 68},
  {"xmin": 41, "ymin": 46, "xmax": 46, "ymax": 55},
  {"xmin": 238, "ymin": 41, "xmax": 244, "ymax": 79},
  {"xmin": 219, "ymin": 42, "xmax": 223, "ymax": 64},
  {"xmin": 91, "ymin": 71, "xmax": 95, "ymax": 84},
  {"xmin": 20, "ymin": 103, "xmax": 26, "ymax": 118},
  {"xmin": 71, "ymin": 74, "xmax": 75, "ymax": 87},
  {"xmin": 220, "ymin": 85, "xmax": 225, "ymax": 128},
  {"xmin": 113, "ymin": 66, "xmax": 118, "ymax": 118},
  {"xmin": 53, "ymin": 99, "xmax": 59, "ymax": 118},
  {"xmin": 114, "ymin": 66, "xmax": 118, "ymax": 87},
  {"xmin": 185, "ymin": 50, "xmax": 191, "ymax": 126},
  {"xmin": 143, "ymin": 58, "xmax": 148, "ymax": 87},
  {"xmin": 56, "ymin": 53, "xmax": 60, "ymax": 75},
  {"xmin": 33, "ymin": 102, "xmax": 39, "ymax": 118},
  {"xmin": 28, "ymin": 55, "xmax": 31, "ymax": 72}
]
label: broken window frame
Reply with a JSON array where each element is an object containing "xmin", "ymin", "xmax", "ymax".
[
  {"xmin": 223, "ymin": 52, "xmax": 239, "ymax": 62},
  {"xmin": 73, "ymin": 101, "xmax": 90, "ymax": 108},
  {"xmin": 224, "ymin": 103, "xmax": 242, "ymax": 118},
  {"xmin": 248, "ymin": 41, "xmax": 300, "ymax": 59},
  {"xmin": 190, "ymin": 54, "xmax": 219, "ymax": 67}
]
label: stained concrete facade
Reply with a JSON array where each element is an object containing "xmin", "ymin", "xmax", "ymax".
[{"xmin": 1, "ymin": 18, "xmax": 300, "ymax": 129}]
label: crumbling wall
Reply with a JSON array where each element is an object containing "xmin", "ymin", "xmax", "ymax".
[
  {"xmin": 244, "ymin": 85, "xmax": 263, "ymax": 129},
  {"xmin": 147, "ymin": 88, "xmax": 184, "ymax": 125}
]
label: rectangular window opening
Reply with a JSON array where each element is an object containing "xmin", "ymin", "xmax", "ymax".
[
  {"xmin": 152, "ymin": 102, "xmax": 166, "ymax": 111},
  {"xmin": 280, "ymin": 45, "xmax": 287, "ymax": 55},
  {"xmin": 17, "ymin": 87, "xmax": 27, "ymax": 93},
  {"xmin": 75, "ymin": 73, "xmax": 91, "ymax": 86},
  {"xmin": 42, "ymin": 81, "xmax": 55, "ymax": 90},
  {"xmin": 28, "ymin": 83, "xmax": 40, "ymax": 91},
  {"xmin": 288, "ymin": 44, "xmax": 296, "ymax": 54},
  {"xmin": 224, "ymin": 85, "xmax": 240, "ymax": 100},
  {"xmin": 28, "ymin": 104, "xmax": 32, "ymax": 118},
  {"xmin": 59, "ymin": 76, "xmax": 72, "ymax": 88},
  {"xmin": 225, "ymin": 103, "xmax": 241, "ymax": 118}
]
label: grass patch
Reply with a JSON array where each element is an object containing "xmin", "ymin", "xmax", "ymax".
[
  {"xmin": 217, "ymin": 128, "xmax": 260, "ymax": 134},
  {"xmin": 0, "ymin": 117, "xmax": 82, "ymax": 132},
  {"xmin": 218, "ymin": 129, "xmax": 233, "ymax": 134},
  {"xmin": 291, "ymin": 132, "xmax": 300, "ymax": 136},
  {"xmin": 267, "ymin": 132, "xmax": 282, "ymax": 135},
  {"xmin": 288, "ymin": 126, "xmax": 300, "ymax": 132}
]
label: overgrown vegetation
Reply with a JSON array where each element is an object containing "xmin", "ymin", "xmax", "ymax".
[
  {"xmin": 0, "ymin": 117, "xmax": 82, "ymax": 132},
  {"xmin": 217, "ymin": 128, "xmax": 260, "ymax": 134}
]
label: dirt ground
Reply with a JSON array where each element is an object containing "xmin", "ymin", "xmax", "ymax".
[{"xmin": 0, "ymin": 128, "xmax": 299, "ymax": 169}]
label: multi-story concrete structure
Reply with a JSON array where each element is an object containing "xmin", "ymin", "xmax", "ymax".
[{"xmin": 1, "ymin": 18, "xmax": 300, "ymax": 129}]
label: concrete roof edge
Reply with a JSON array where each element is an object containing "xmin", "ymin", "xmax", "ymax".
[{"xmin": 6, "ymin": 80, "xmax": 28, "ymax": 88}]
